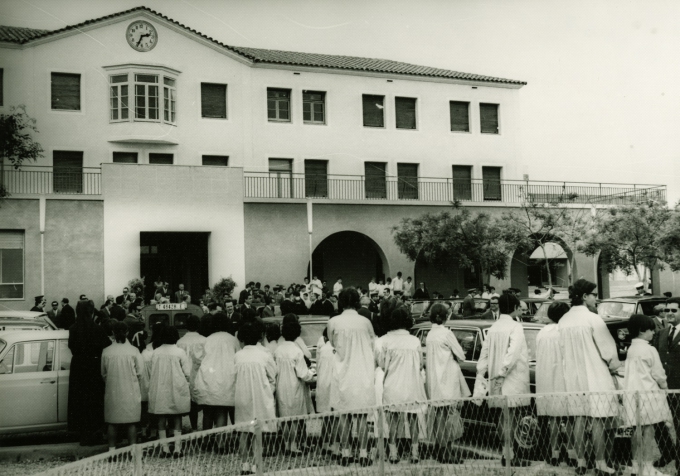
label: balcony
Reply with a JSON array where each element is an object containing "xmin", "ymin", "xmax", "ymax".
[
  {"xmin": 244, "ymin": 172, "xmax": 667, "ymax": 206},
  {"xmin": 1, "ymin": 166, "xmax": 102, "ymax": 196}
]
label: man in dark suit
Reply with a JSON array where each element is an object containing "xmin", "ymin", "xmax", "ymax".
[
  {"xmin": 462, "ymin": 288, "xmax": 477, "ymax": 317},
  {"xmin": 412, "ymin": 283, "xmax": 429, "ymax": 300},
  {"xmin": 654, "ymin": 297, "xmax": 680, "ymax": 467},
  {"xmin": 111, "ymin": 296, "xmax": 127, "ymax": 321},
  {"xmin": 239, "ymin": 282, "xmax": 253, "ymax": 305},
  {"xmin": 261, "ymin": 296, "xmax": 276, "ymax": 318},
  {"xmin": 174, "ymin": 284, "xmax": 189, "ymax": 304},
  {"xmin": 357, "ymin": 296, "xmax": 373, "ymax": 320},
  {"xmin": 58, "ymin": 298, "xmax": 76, "ymax": 330},
  {"xmin": 479, "ymin": 296, "xmax": 500, "ymax": 320},
  {"xmin": 239, "ymin": 294, "xmax": 255, "ymax": 315},
  {"xmin": 116, "ymin": 287, "xmax": 130, "ymax": 305}
]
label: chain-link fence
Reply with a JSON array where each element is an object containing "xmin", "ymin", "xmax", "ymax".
[{"xmin": 37, "ymin": 389, "xmax": 680, "ymax": 476}]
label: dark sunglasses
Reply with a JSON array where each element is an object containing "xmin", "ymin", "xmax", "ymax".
[{"xmin": 664, "ymin": 309, "xmax": 679, "ymax": 313}]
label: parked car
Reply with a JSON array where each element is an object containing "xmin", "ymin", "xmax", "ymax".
[
  {"xmin": 0, "ymin": 330, "xmax": 71, "ymax": 435},
  {"xmin": 597, "ymin": 295, "xmax": 667, "ymax": 319},
  {"xmin": 262, "ymin": 315, "xmax": 329, "ymax": 361},
  {"xmin": 140, "ymin": 303, "xmax": 204, "ymax": 338},
  {"xmin": 0, "ymin": 311, "xmax": 57, "ymax": 332},
  {"xmin": 412, "ymin": 298, "xmax": 491, "ymax": 324}
]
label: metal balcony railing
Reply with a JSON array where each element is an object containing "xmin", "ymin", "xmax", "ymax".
[
  {"xmin": 1, "ymin": 166, "xmax": 102, "ymax": 195},
  {"xmin": 244, "ymin": 172, "xmax": 667, "ymax": 205}
]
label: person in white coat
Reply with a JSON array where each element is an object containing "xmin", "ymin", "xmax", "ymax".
[
  {"xmin": 558, "ymin": 278, "xmax": 622, "ymax": 476},
  {"xmin": 235, "ymin": 321, "xmax": 277, "ymax": 475},
  {"xmin": 536, "ymin": 301, "xmax": 575, "ymax": 467},
  {"xmin": 623, "ymin": 314, "xmax": 671, "ymax": 476},
  {"xmin": 377, "ymin": 307, "xmax": 427, "ymax": 464},
  {"xmin": 275, "ymin": 319, "xmax": 315, "ymax": 454},
  {"xmin": 327, "ymin": 287, "xmax": 376, "ymax": 467},
  {"xmin": 476, "ymin": 293, "xmax": 530, "ymax": 468},
  {"xmin": 176, "ymin": 315, "xmax": 206, "ymax": 433},
  {"xmin": 425, "ymin": 303, "xmax": 470, "ymax": 464},
  {"xmin": 101, "ymin": 321, "xmax": 144, "ymax": 454},
  {"xmin": 315, "ymin": 329, "xmax": 338, "ymax": 456}
]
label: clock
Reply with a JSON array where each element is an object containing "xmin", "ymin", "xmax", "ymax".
[{"xmin": 126, "ymin": 20, "xmax": 158, "ymax": 52}]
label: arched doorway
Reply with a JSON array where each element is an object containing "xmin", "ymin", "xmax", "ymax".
[
  {"xmin": 510, "ymin": 236, "xmax": 575, "ymax": 298},
  {"xmin": 311, "ymin": 231, "xmax": 388, "ymax": 288}
]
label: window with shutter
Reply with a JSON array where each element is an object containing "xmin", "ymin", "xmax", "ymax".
[
  {"xmin": 112, "ymin": 152, "xmax": 138, "ymax": 164},
  {"xmin": 201, "ymin": 83, "xmax": 227, "ymax": 118},
  {"xmin": 364, "ymin": 162, "xmax": 387, "ymax": 199},
  {"xmin": 304, "ymin": 160, "xmax": 328, "ymax": 198},
  {"xmin": 395, "ymin": 97, "xmax": 416, "ymax": 130},
  {"xmin": 51, "ymin": 73, "xmax": 81, "ymax": 111},
  {"xmin": 0, "ymin": 231, "xmax": 24, "ymax": 299},
  {"xmin": 482, "ymin": 166, "xmax": 502, "ymax": 201},
  {"xmin": 0, "ymin": 69, "xmax": 4, "ymax": 107},
  {"xmin": 202, "ymin": 155, "xmax": 229, "ymax": 166},
  {"xmin": 362, "ymin": 95, "xmax": 385, "ymax": 128},
  {"xmin": 397, "ymin": 163, "xmax": 418, "ymax": 199},
  {"xmin": 449, "ymin": 101, "xmax": 470, "ymax": 132},
  {"xmin": 480, "ymin": 103, "xmax": 499, "ymax": 134},
  {"xmin": 269, "ymin": 158, "xmax": 294, "ymax": 198},
  {"xmin": 452, "ymin": 165, "xmax": 473, "ymax": 200},
  {"xmin": 303, "ymin": 91, "xmax": 325, "ymax": 124},
  {"xmin": 149, "ymin": 153, "xmax": 173, "ymax": 165},
  {"xmin": 267, "ymin": 88, "xmax": 291, "ymax": 122},
  {"xmin": 53, "ymin": 151, "xmax": 83, "ymax": 193}
]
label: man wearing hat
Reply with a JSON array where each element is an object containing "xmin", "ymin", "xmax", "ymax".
[
  {"xmin": 31, "ymin": 295, "xmax": 46, "ymax": 312},
  {"xmin": 635, "ymin": 282, "xmax": 650, "ymax": 296},
  {"xmin": 462, "ymin": 288, "xmax": 477, "ymax": 317}
]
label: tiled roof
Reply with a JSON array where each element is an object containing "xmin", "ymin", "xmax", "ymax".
[{"xmin": 0, "ymin": 6, "xmax": 526, "ymax": 86}]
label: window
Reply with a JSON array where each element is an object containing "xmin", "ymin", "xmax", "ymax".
[
  {"xmin": 267, "ymin": 88, "xmax": 291, "ymax": 122},
  {"xmin": 135, "ymin": 74, "xmax": 159, "ymax": 121},
  {"xmin": 452, "ymin": 165, "xmax": 472, "ymax": 200},
  {"xmin": 482, "ymin": 166, "xmax": 502, "ymax": 201},
  {"xmin": 364, "ymin": 162, "xmax": 387, "ymax": 199},
  {"xmin": 0, "ymin": 68, "xmax": 4, "ymax": 107},
  {"xmin": 269, "ymin": 158, "xmax": 294, "ymax": 198},
  {"xmin": 58, "ymin": 340, "xmax": 72, "ymax": 371},
  {"xmin": 395, "ymin": 97, "xmax": 416, "ymax": 130},
  {"xmin": 0, "ymin": 344, "xmax": 14, "ymax": 374},
  {"xmin": 480, "ymin": 103, "xmax": 499, "ymax": 134},
  {"xmin": 112, "ymin": 152, "xmax": 138, "ymax": 164},
  {"xmin": 201, "ymin": 83, "xmax": 227, "ymax": 119},
  {"xmin": 202, "ymin": 155, "xmax": 229, "ymax": 166},
  {"xmin": 163, "ymin": 77, "xmax": 176, "ymax": 123},
  {"xmin": 110, "ymin": 74, "xmax": 129, "ymax": 121},
  {"xmin": 0, "ymin": 231, "xmax": 24, "ymax": 299},
  {"xmin": 303, "ymin": 91, "xmax": 325, "ymax": 124},
  {"xmin": 451, "ymin": 329, "xmax": 482, "ymax": 361},
  {"xmin": 108, "ymin": 70, "xmax": 177, "ymax": 124},
  {"xmin": 53, "ymin": 151, "xmax": 83, "ymax": 193},
  {"xmin": 149, "ymin": 153, "xmax": 173, "ymax": 165},
  {"xmin": 397, "ymin": 163, "xmax": 418, "ymax": 199},
  {"xmin": 51, "ymin": 73, "xmax": 80, "ymax": 111},
  {"xmin": 450, "ymin": 101, "xmax": 470, "ymax": 132},
  {"xmin": 362, "ymin": 95, "xmax": 385, "ymax": 127},
  {"xmin": 13, "ymin": 341, "xmax": 54, "ymax": 373},
  {"xmin": 304, "ymin": 160, "xmax": 328, "ymax": 198}
]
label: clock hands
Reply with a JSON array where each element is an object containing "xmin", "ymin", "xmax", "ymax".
[{"xmin": 136, "ymin": 33, "xmax": 150, "ymax": 47}]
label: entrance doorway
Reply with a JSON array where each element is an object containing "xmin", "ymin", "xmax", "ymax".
[{"xmin": 140, "ymin": 232, "xmax": 209, "ymax": 303}]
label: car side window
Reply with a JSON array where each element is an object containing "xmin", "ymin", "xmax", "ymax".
[
  {"xmin": 58, "ymin": 340, "xmax": 72, "ymax": 370},
  {"xmin": 0, "ymin": 345, "xmax": 15, "ymax": 374},
  {"xmin": 452, "ymin": 329, "xmax": 482, "ymax": 361},
  {"xmin": 13, "ymin": 341, "xmax": 54, "ymax": 373}
]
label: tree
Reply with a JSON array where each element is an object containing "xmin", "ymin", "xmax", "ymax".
[
  {"xmin": 659, "ymin": 203, "xmax": 680, "ymax": 272},
  {"xmin": 211, "ymin": 276, "xmax": 237, "ymax": 304},
  {"xmin": 581, "ymin": 200, "xmax": 672, "ymax": 285},
  {"xmin": 392, "ymin": 203, "xmax": 520, "ymax": 286},
  {"xmin": 0, "ymin": 105, "xmax": 44, "ymax": 197}
]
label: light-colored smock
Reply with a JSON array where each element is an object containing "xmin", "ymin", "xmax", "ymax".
[
  {"xmin": 558, "ymin": 305, "xmax": 620, "ymax": 418},
  {"xmin": 234, "ymin": 344, "xmax": 277, "ymax": 432},
  {"xmin": 101, "ymin": 341, "xmax": 144, "ymax": 424},
  {"xmin": 425, "ymin": 324, "xmax": 470, "ymax": 405},
  {"xmin": 274, "ymin": 341, "xmax": 314, "ymax": 416},
  {"xmin": 377, "ymin": 329, "xmax": 427, "ymax": 413},
  {"xmin": 277, "ymin": 336, "xmax": 311, "ymax": 360},
  {"xmin": 148, "ymin": 344, "xmax": 191, "ymax": 415},
  {"xmin": 265, "ymin": 340, "xmax": 278, "ymax": 355},
  {"xmin": 328, "ymin": 309, "xmax": 376, "ymax": 411},
  {"xmin": 194, "ymin": 331, "xmax": 240, "ymax": 407},
  {"xmin": 477, "ymin": 314, "xmax": 530, "ymax": 408},
  {"xmin": 315, "ymin": 339, "xmax": 335, "ymax": 413},
  {"xmin": 177, "ymin": 331, "xmax": 207, "ymax": 402},
  {"xmin": 623, "ymin": 338, "xmax": 671, "ymax": 426},
  {"xmin": 535, "ymin": 324, "xmax": 568, "ymax": 416}
]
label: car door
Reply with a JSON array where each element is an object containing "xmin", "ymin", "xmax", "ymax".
[
  {"xmin": 0, "ymin": 339, "xmax": 58, "ymax": 429},
  {"xmin": 449, "ymin": 327, "xmax": 482, "ymax": 393},
  {"xmin": 57, "ymin": 339, "xmax": 72, "ymax": 423}
]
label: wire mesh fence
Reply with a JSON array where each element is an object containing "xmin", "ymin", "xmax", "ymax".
[{"xmin": 37, "ymin": 389, "xmax": 680, "ymax": 476}]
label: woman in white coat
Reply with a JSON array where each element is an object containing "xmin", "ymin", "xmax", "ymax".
[
  {"xmin": 558, "ymin": 279, "xmax": 621, "ymax": 476},
  {"xmin": 425, "ymin": 303, "xmax": 470, "ymax": 464}
]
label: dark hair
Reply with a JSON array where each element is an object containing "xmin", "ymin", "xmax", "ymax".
[
  {"xmin": 667, "ymin": 297, "xmax": 680, "ymax": 306},
  {"xmin": 264, "ymin": 295, "xmax": 273, "ymax": 306},
  {"xmin": 161, "ymin": 326, "xmax": 180, "ymax": 345},
  {"xmin": 208, "ymin": 302, "xmax": 218, "ymax": 311},
  {"xmin": 111, "ymin": 320, "xmax": 128, "ymax": 343},
  {"xmin": 627, "ymin": 314, "xmax": 656, "ymax": 338},
  {"xmin": 282, "ymin": 313, "xmax": 299, "ymax": 326},
  {"xmin": 115, "ymin": 295, "xmax": 124, "ymax": 305},
  {"xmin": 186, "ymin": 315, "xmax": 200, "ymax": 332},
  {"xmin": 75, "ymin": 299, "xmax": 95, "ymax": 322},
  {"xmin": 376, "ymin": 297, "xmax": 401, "ymax": 336},
  {"xmin": 390, "ymin": 307, "xmax": 412, "ymax": 331},
  {"xmin": 239, "ymin": 320, "xmax": 264, "ymax": 346},
  {"xmin": 452, "ymin": 289, "xmax": 459, "ymax": 295},
  {"xmin": 265, "ymin": 323, "xmax": 281, "ymax": 342},
  {"xmin": 429, "ymin": 302, "xmax": 449, "ymax": 325},
  {"xmin": 150, "ymin": 321, "xmax": 166, "ymax": 349},
  {"xmin": 498, "ymin": 294, "xmax": 520, "ymax": 315},
  {"xmin": 664, "ymin": 292, "xmax": 673, "ymax": 298},
  {"xmin": 282, "ymin": 320, "xmax": 302, "ymax": 341},
  {"xmin": 570, "ymin": 278, "xmax": 597, "ymax": 306},
  {"xmin": 62, "ymin": 297, "xmax": 69, "ymax": 304},
  {"xmin": 338, "ymin": 287, "xmax": 360, "ymax": 311},
  {"xmin": 211, "ymin": 312, "xmax": 232, "ymax": 333},
  {"xmin": 547, "ymin": 301, "xmax": 570, "ymax": 323},
  {"xmin": 104, "ymin": 299, "xmax": 112, "ymax": 307},
  {"xmin": 241, "ymin": 307, "xmax": 257, "ymax": 322}
]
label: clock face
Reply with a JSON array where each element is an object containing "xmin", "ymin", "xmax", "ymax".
[{"xmin": 126, "ymin": 20, "xmax": 157, "ymax": 52}]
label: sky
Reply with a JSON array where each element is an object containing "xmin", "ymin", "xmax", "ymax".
[{"xmin": 2, "ymin": 0, "xmax": 679, "ymax": 203}]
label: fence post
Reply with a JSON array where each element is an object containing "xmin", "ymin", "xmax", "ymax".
[
  {"xmin": 377, "ymin": 406, "xmax": 385, "ymax": 476},
  {"xmin": 502, "ymin": 395, "xmax": 512, "ymax": 476},
  {"xmin": 133, "ymin": 443, "xmax": 143, "ymax": 476},
  {"xmin": 254, "ymin": 419, "xmax": 263, "ymax": 476},
  {"xmin": 635, "ymin": 391, "xmax": 642, "ymax": 468}
]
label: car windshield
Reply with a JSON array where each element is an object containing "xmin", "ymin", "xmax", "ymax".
[
  {"xmin": 300, "ymin": 323, "xmax": 327, "ymax": 348},
  {"xmin": 534, "ymin": 303, "xmax": 549, "ymax": 320},
  {"xmin": 523, "ymin": 328, "xmax": 540, "ymax": 362},
  {"xmin": 598, "ymin": 302, "xmax": 636, "ymax": 318}
]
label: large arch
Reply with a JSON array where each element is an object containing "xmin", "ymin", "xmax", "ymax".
[
  {"xmin": 510, "ymin": 234, "xmax": 577, "ymax": 297},
  {"xmin": 310, "ymin": 231, "xmax": 389, "ymax": 288}
]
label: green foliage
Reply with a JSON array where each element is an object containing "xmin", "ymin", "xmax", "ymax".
[
  {"xmin": 127, "ymin": 277, "xmax": 145, "ymax": 296},
  {"xmin": 0, "ymin": 105, "xmax": 44, "ymax": 169},
  {"xmin": 659, "ymin": 204, "xmax": 680, "ymax": 272},
  {"xmin": 211, "ymin": 276, "xmax": 237, "ymax": 304}
]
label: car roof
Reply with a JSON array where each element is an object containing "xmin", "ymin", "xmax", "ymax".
[
  {"xmin": 263, "ymin": 316, "xmax": 329, "ymax": 323},
  {"xmin": 0, "ymin": 329, "xmax": 69, "ymax": 343},
  {"xmin": 600, "ymin": 296, "xmax": 666, "ymax": 303},
  {"xmin": 0, "ymin": 311, "xmax": 49, "ymax": 319},
  {"xmin": 413, "ymin": 319, "xmax": 533, "ymax": 330}
]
